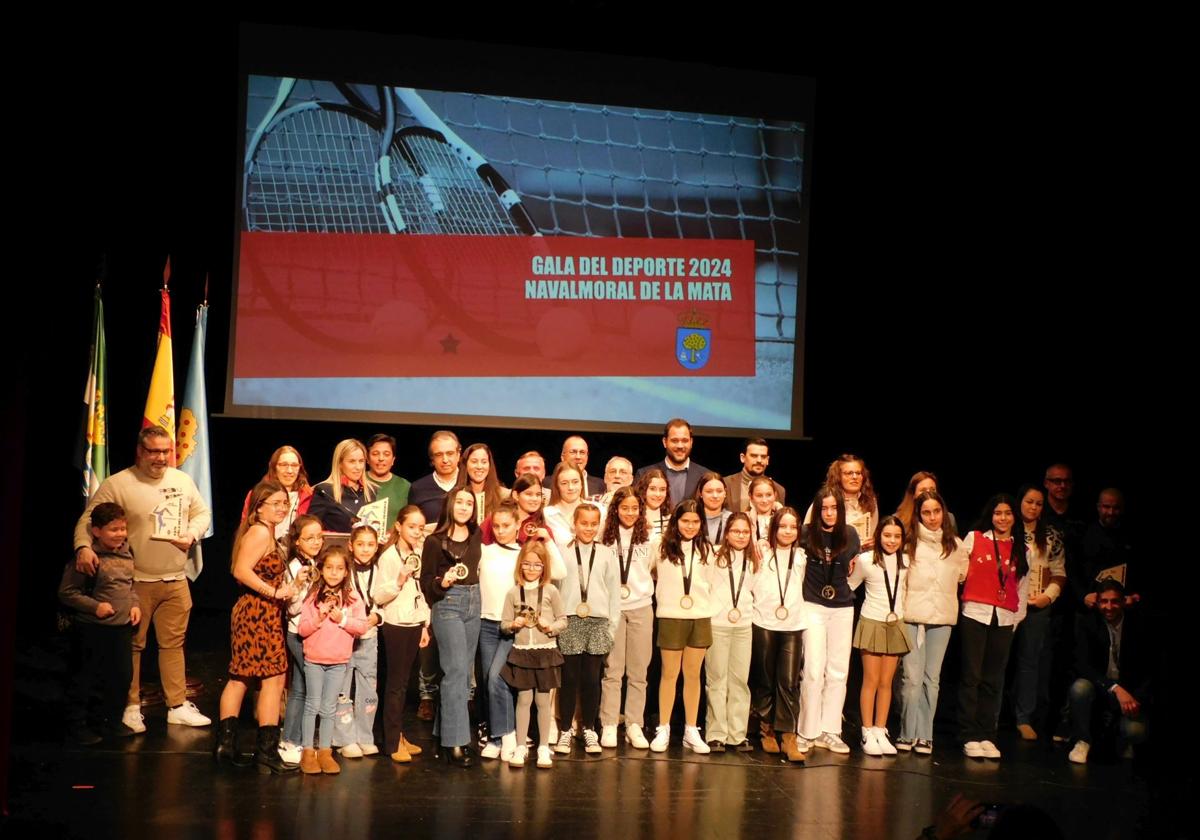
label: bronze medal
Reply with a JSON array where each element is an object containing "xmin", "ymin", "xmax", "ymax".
[
  {"xmin": 576, "ymin": 602, "xmax": 591, "ymax": 618},
  {"xmin": 404, "ymin": 553, "xmax": 420, "ymax": 572},
  {"xmin": 620, "ymin": 584, "xmax": 631, "ymax": 599},
  {"xmin": 775, "ymin": 605, "xmax": 789, "ymax": 621},
  {"xmin": 821, "ymin": 584, "xmax": 836, "ymax": 600},
  {"xmin": 451, "ymin": 562, "xmax": 469, "ymax": 580},
  {"xmin": 727, "ymin": 607, "xmax": 742, "ymax": 623},
  {"xmin": 886, "ymin": 612, "xmax": 899, "ymax": 625},
  {"xmin": 680, "ymin": 595, "xmax": 694, "ymax": 610}
]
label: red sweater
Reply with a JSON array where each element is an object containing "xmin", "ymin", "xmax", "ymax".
[{"xmin": 962, "ymin": 532, "xmax": 1020, "ymax": 613}]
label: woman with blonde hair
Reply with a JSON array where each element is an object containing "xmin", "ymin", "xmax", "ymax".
[{"xmin": 309, "ymin": 439, "xmax": 375, "ymax": 533}]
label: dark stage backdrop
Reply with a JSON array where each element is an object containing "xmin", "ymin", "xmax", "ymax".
[{"xmin": 24, "ymin": 19, "xmax": 1149, "ymax": 626}]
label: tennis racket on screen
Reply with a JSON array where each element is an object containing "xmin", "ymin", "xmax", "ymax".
[{"xmin": 243, "ymin": 78, "xmax": 426, "ymax": 234}]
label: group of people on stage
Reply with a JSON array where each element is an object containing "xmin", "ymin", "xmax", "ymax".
[{"xmin": 62, "ymin": 421, "xmax": 1147, "ymax": 777}]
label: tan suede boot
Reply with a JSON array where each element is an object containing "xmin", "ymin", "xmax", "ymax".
[
  {"xmin": 300, "ymin": 748, "xmax": 321, "ymax": 774},
  {"xmin": 391, "ymin": 738, "xmax": 412, "ymax": 763},
  {"xmin": 760, "ymin": 721, "xmax": 780, "ymax": 754},
  {"xmin": 781, "ymin": 732, "xmax": 806, "ymax": 763},
  {"xmin": 317, "ymin": 747, "xmax": 341, "ymax": 774},
  {"xmin": 402, "ymin": 735, "xmax": 423, "ymax": 756}
]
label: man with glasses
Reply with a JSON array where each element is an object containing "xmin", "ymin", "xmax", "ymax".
[
  {"xmin": 409, "ymin": 431, "xmax": 462, "ymax": 524},
  {"xmin": 406, "ymin": 430, "xmax": 462, "ymax": 719},
  {"xmin": 562, "ymin": 436, "xmax": 605, "ymax": 498},
  {"xmin": 74, "ymin": 426, "xmax": 213, "ymax": 733}
]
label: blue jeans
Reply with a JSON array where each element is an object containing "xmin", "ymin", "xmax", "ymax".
[
  {"xmin": 283, "ymin": 631, "xmax": 307, "ymax": 745},
  {"xmin": 1012, "ymin": 605, "xmax": 1052, "ymax": 726},
  {"xmin": 899, "ymin": 623, "xmax": 952, "ymax": 742},
  {"xmin": 1069, "ymin": 678, "xmax": 1149, "ymax": 746},
  {"xmin": 333, "ymin": 634, "xmax": 379, "ymax": 747},
  {"xmin": 430, "ymin": 584, "xmax": 481, "ymax": 747},
  {"xmin": 303, "ymin": 662, "xmax": 347, "ymax": 749},
  {"xmin": 479, "ymin": 618, "xmax": 516, "ymax": 743}
]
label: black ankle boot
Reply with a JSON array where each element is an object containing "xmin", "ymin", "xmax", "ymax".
[
  {"xmin": 214, "ymin": 718, "xmax": 252, "ymax": 768},
  {"xmin": 255, "ymin": 724, "xmax": 299, "ymax": 774}
]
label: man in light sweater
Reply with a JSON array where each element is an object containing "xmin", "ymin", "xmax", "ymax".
[{"xmin": 74, "ymin": 426, "xmax": 212, "ymax": 732}]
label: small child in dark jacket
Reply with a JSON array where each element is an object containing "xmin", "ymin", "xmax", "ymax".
[{"xmin": 58, "ymin": 502, "xmax": 142, "ymax": 744}]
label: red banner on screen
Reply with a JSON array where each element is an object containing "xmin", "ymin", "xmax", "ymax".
[{"xmin": 235, "ymin": 234, "xmax": 755, "ymax": 378}]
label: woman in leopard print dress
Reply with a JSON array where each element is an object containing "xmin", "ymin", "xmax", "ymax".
[{"xmin": 215, "ymin": 481, "xmax": 299, "ymax": 773}]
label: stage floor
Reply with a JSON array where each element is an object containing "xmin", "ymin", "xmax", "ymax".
[{"xmin": 6, "ymin": 611, "xmax": 1156, "ymax": 839}]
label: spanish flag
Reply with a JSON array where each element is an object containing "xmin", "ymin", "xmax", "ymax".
[{"xmin": 143, "ymin": 261, "xmax": 176, "ymax": 465}]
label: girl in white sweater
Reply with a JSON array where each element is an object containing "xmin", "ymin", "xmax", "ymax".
[{"xmin": 897, "ymin": 491, "xmax": 967, "ymax": 754}]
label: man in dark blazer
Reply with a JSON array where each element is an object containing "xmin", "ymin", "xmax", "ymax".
[
  {"xmin": 635, "ymin": 418, "xmax": 710, "ymax": 503},
  {"xmin": 561, "ymin": 435, "xmax": 606, "ymax": 498},
  {"xmin": 1068, "ymin": 579, "xmax": 1149, "ymax": 763},
  {"xmin": 723, "ymin": 438, "xmax": 786, "ymax": 512}
]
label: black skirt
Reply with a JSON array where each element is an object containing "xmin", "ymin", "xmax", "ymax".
[{"xmin": 501, "ymin": 647, "xmax": 564, "ymax": 691}]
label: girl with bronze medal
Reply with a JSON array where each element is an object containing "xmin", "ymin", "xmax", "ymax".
[
  {"xmin": 279, "ymin": 514, "xmax": 324, "ymax": 762},
  {"xmin": 509, "ymin": 473, "xmax": 554, "ymax": 545},
  {"xmin": 598, "ymin": 487, "xmax": 655, "ymax": 750},
  {"xmin": 848, "ymin": 516, "xmax": 911, "ymax": 756},
  {"xmin": 552, "ymin": 504, "xmax": 620, "ymax": 756},
  {"xmin": 478, "ymin": 502, "xmax": 526, "ymax": 762},
  {"xmin": 748, "ymin": 506, "xmax": 808, "ymax": 762},
  {"xmin": 420, "ymin": 488, "xmax": 483, "ymax": 767},
  {"xmin": 500, "ymin": 541, "xmax": 569, "ymax": 769},
  {"xmin": 374, "ymin": 505, "xmax": 432, "ymax": 763},
  {"xmin": 798, "ymin": 489, "xmax": 861, "ymax": 755},
  {"xmin": 748, "ymin": 476, "xmax": 778, "ymax": 556},
  {"xmin": 695, "ymin": 472, "xmax": 731, "ymax": 546},
  {"xmin": 649, "ymin": 500, "xmax": 714, "ymax": 754},
  {"xmin": 957, "ymin": 495, "xmax": 1028, "ymax": 761},
  {"xmin": 636, "ymin": 468, "xmax": 672, "ymax": 540},
  {"xmin": 703, "ymin": 511, "xmax": 760, "ymax": 752},
  {"xmin": 896, "ymin": 490, "xmax": 965, "ymax": 754}
]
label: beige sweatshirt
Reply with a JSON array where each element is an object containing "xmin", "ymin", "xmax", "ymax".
[{"xmin": 74, "ymin": 467, "xmax": 212, "ymax": 581}]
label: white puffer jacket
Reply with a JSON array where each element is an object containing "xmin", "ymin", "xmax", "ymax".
[{"xmin": 903, "ymin": 524, "xmax": 968, "ymax": 625}]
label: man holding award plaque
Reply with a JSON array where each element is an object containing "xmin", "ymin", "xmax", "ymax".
[{"xmin": 74, "ymin": 426, "xmax": 213, "ymax": 732}]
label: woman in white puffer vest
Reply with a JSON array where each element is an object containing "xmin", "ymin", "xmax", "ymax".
[{"xmin": 896, "ymin": 490, "xmax": 968, "ymax": 754}]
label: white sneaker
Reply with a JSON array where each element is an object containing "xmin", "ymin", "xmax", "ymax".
[
  {"xmin": 650, "ymin": 724, "xmax": 671, "ymax": 752},
  {"xmin": 339, "ymin": 742, "xmax": 363, "ymax": 758},
  {"xmin": 536, "ymin": 745, "xmax": 553, "ymax": 768},
  {"xmin": 359, "ymin": 742, "xmax": 379, "ymax": 756},
  {"xmin": 480, "ymin": 742, "xmax": 502, "ymax": 759},
  {"xmin": 122, "ymin": 704, "xmax": 146, "ymax": 734},
  {"xmin": 875, "ymin": 728, "xmax": 897, "ymax": 756},
  {"xmin": 861, "ymin": 727, "xmax": 883, "ymax": 756},
  {"xmin": 814, "ymin": 732, "xmax": 850, "ymax": 754},
  {"xmin": 1069, "ymin": 740, "xmax": 1090, "ymax": 764},
  {"xmin": 166, "ymin": 701, "xmax": 211, "ymax": 727},
  {"xmin": 583, "ymin": 728, "xmax": 603, "ymax": 754},
  {"xmin": 554, "ymin": 727, "xmax": 574, "ymax": 755},
  {"xmin": 278, "ymin": 740, "xmax": 302, "ymax": 764},
  {"xmin": 979, "ymin": 740, "xmax": 1001, "ymax": 759},
  {"xmin": 601, "ymin": 724, "xmax": 618, "ymax": 748},
  {"xmin": 501, "ymin": 732, "xmax": 517, "ymax": 762},
  {"xmin": 626, "ymin": 724, "xmax": 650, "ymax": 749},
  {"xmin": 682, "ymin": 726, "xmax": 710, "ymax": 754},
  {"xmin": 509, "ymin": 745, "xmax": 528, "ymax": 768},
  {"xmin": 549, "ymin": 721, "xmax": 559, "ymax": 744},
  {"xmin": 795, "ymin": 734, "xmax": 814, "ymax": 752},
  {"xmin": 963, "ymin": 740, "xmax": 985, "ymax": 758}
]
